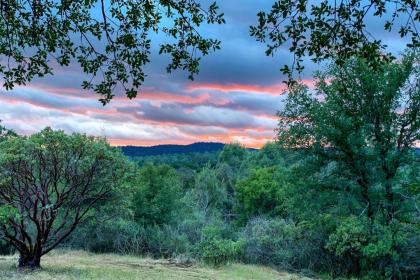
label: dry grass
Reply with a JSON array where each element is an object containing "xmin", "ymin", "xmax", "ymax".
[{"xmin": 0, "ymin": 250, "xmax": 314, "ymax": 280}]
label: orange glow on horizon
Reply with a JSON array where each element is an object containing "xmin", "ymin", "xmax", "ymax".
[
  {"xmin": 108, "ymin": 138, "xmax": 271, "ymax": 149},
  {"xmin": 187, "ymin": 80, "xmax": 315, "ymax": 96},
  {"xmin": 108, "ymin": 127, "xmax": 276, "ymax": 149},
  {"xmin": 3, "ymin": 82, "xmax": 281, "ymax": 149}
]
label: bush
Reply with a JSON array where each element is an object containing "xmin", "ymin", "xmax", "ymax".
[
  {"xmin": 199, "ymin": 238, "xmax": 244, "ymax": 266},
  {"xmin": 242, "ymin": 217, "xmax": 334, "ymax": 272},
  {"xmin": 67, "ymin": 218, "xmax": 140, "ymax": 254},
  {"xmin": 196, "ymin": 226, "xmax": 244, "ymax": 266},
  {"xmin": 133, "ymin": 164, "xmax": 183, "ymax": 227},
  {"xmin": 327, "ymin": 216, "xmax": 368, "ymax": 256},
  {"xmin": 136, "ymin": 225, "xmax": 190, "ymax": 258},
  {"xmin": 235, "ymin": 167, "xmax": 288, "ymax": 219},
  {"xmin": 326, "ymin": 216, "xmax": 369, "ymax": 276},
  {"xmin": 242, "ymin": 217, "xmax": 298, "ymax": 268},
  {"xmin": 399, "ymin": 232, "xmax": 420, "ymax": 279},
  {"xmin": 326, "ymin": 216, "xmax": 415, "ymax": 278}
]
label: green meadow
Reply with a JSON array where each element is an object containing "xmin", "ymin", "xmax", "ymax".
[{"xmin": 0, "ymin": 251, "xmax": 313, "ymax": 280}]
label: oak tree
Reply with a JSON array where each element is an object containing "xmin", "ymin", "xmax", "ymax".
[
  {"xmin": 0, "ymin": 128, "xmax": 130, "ymax": 268},
  {"xmin": 277, "ymin": 51, "xmax": 419, "ymax": 276}
]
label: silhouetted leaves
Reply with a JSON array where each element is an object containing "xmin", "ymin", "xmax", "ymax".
[
  {"xmin": 251, "ymin": 0, "xmax": 419, "ymax": 83},
  {"xmin": 0, "ymin": 0, "xmax": 224, "ymax": 104}
]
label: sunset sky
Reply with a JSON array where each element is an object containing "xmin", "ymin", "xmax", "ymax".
[{"xmin": 0, "ymin": 1, "xmax": 410, "ymax": 148}]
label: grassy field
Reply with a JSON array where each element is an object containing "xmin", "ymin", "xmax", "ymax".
[{"xmin": 0, "ymin": 250, "xmax": 314, "ymax": 280}]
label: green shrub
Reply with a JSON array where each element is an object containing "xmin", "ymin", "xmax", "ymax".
[
  {"xmin": 196, "ymin": 226, "xmax": 244, "ymax": 266},
  {"xmin": 67, "ymin": 218, "xmax": 140, "ymax": 254},
  {"xmin": 133, "ymin": 164, "xmax": 183, "ymax": 227},
  {"xmin": 326, "ymin": 217, "xmax": 412, "ymax": 278},
  {"xmin": 327, "ymin": 216, "xmax": 368, "ymax": 258},
  {"xmin": 235, "ymin": 167, "xmax": 288, "ymax": 220},
  {"xmin": 242, "ymin": 217, "xmax": 335, "ymax": 272},
  {"xmin": 137, "ymin": 225, "xmax": 190, "ymax": 258},
  {"xmin": 199, "ymin": 238, "xmax": 244, "ymax": 266},
  {"xmin": 242, "ymin": 217, "xmax": 298, "ymax": 268}
]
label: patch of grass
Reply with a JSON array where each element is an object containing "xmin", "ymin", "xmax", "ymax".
[{"xmin": 0, "ymin": 250, "xmax": 314, "ymax": 280}]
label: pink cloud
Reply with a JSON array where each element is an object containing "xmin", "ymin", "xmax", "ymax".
[
  {"xmin": 186, "ymin": 80, "xmax": 315, "ymax": 96},
  {"xmin": 0, "ymin": 81, "xmax": 282, "ymax": 148}
]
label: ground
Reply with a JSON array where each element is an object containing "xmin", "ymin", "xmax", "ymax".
[{"xmin": 0, "ymin": 250, "xmax": 314, "ymax": 280}]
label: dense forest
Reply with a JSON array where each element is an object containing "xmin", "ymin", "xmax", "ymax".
[
  {"xmin": 0, "ymin": 54, "xmax": 418, "ymax": 279},
  {"xmin": 120, "ymin": 142, "xmax": 227, "ymax": 157}
]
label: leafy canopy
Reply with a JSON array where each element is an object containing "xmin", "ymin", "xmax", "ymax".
[
  {"xmin": 235, "ymin": 167, "xmax": 288, "ymax": 218},
  {"xmin": 0, "ymin": 128, "xmax": 131, "ymax": 268},
  {"xmin": 251, "ymin": 0, "xmax": 420, "ymax": 83},
  {"xmin": 133, "ymin": 164, "xmax": 182, "ymax": 226},
  {"xmin": 0, "ymin": 0, "xmax": 224, "ymax": 104},
  {"xmin": 277, "ymin": 52, "xmax": 419, "ymax": 277}
]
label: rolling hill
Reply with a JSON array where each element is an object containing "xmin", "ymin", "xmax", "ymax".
[{"xmin": 119, "ymin": 142, "xmax": 226, "ymax": 157}]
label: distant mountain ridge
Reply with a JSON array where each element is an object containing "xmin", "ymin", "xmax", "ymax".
[
  {"xmin": 119, "ymin": 142, "xmax": 226, "ymax": 157},
  {"xmin": 119, "ymin": 144, "xmax": 418, "ymax": 158}
]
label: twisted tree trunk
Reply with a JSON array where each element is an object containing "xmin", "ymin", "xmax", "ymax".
[{"xmin": 18, "ymin": 251, "xmax": 41, "ymax": 269}]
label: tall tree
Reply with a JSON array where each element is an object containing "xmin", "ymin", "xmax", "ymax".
[
  {"xmin": 277, "ymin": 52, "xmax": 419, "ymax": 277},
  {"xmin": 132, "ymin": 164, "xmax": 182, "ymax": 226},
  {"xmin": 0, "ymin": 0, "xmax": 224, "ymax": 104},
  {"xmin": 0, "ymin": 128, "xmax": 130, "ymax": 268},
  {"xmin": 251, "ymin": 0, "xmax": 419, "ymax": 83}
]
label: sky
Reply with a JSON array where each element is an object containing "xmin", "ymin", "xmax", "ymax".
[{"xmin": 0, "ymin": 1, "xmax": 413, "ymax": 148}]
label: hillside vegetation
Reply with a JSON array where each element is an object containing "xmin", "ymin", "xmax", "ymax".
[
  {"xmin": 120, "ymin": 142, "xmax": 226, "ymax": 157},
  {"xmin": 0, "ymin": 54, "xmax": 418, "ymax": 279},
  {"xmin": 0, "ymin": 251, "xmax": 313, "ymax": 280}
]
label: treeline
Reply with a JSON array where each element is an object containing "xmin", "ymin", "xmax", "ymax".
[
  {"xmin": 120, "ymin": 142, "xmax": 226, "ymax": 157},
  {"xmin": 0, "ymin": 136, "xmax": 418, "ymax": 277},
  {"xmin": 26, "ymin": 141, "xmax": 419, "ymax": 278},
  {"xmin": 69, "ymin": 53, "xmax": 420, "ymax": 279},
  {"xmin": 0, "ymin": 52, "xmax": 418, "ymax": 278},
  {"xmin": 65, "ymin": 144, "xmax": 329, "ymax": 268}
]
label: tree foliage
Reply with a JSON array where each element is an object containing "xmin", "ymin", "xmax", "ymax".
[
  {"xmin": 0, "ymin": 0, "xmax": 224, "ymax": 104},
  {"xmin": 251, "ymin": 0, "xmax": 420, "ymax": 82},
  {"xmin": 132, "ymin": 164, "xmax": 182, "ymax": 226},
  {"xmin": 235, "ymin": 167, "xmax": 287, "ymax": 219},
  {"xmin": 0, "ymin": 129, "xmax": 411, "ymax": 277},
  {"xmin": 0, "ymin": 128, "xmax": 130, "ymax": 268},
  {"xmin": 277, "ymin": 51, "xmax": 420, "ymax": 277}
]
